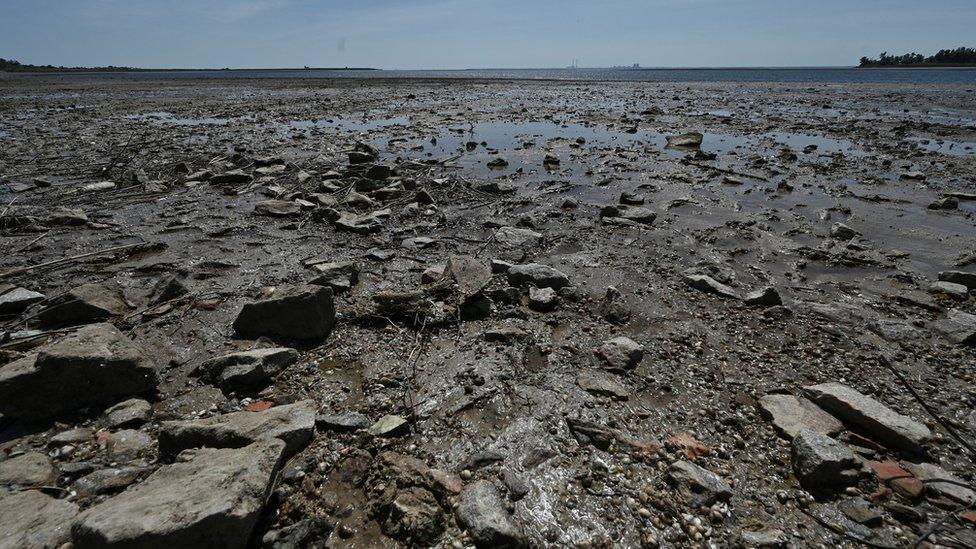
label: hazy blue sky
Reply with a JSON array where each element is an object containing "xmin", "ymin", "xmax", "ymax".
[{"xmin": 2, "ymin": 0, "xmax": 974, "ymax": 69}]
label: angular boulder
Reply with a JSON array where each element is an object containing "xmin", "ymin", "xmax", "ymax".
[
  {"xmin": 0, "ymin": 452, "xmax": 57, "ymax": 488},
  {"xmin": 37, "ymin": 283, "xmax": 128, "ymax": 327},
  {"xmin": 593, "ymin": 336, "xmax": 644, "ymax": 371},
  {"xmin": 791, "ymin": 430, "xmax": 860, "ymax": 489},
  {"xmin": 0, "ymin": 287, "xmax": 45, "ymax": 315},
  {"xmin": 158, "ymin": 400, "xmax": 315, "ymax": 461},
  {"xmin": 232, "ymin": 285, "xmax": 335, "ymax": 341},
  {"xmin": 803, "ymin": 383, "xmax": 931, "ymax": 453},
  {"xmin": 199, "ymin": 347, "xmax": 299, "ymax": 393},
  {"xmin": 0, "ymin": 323, "xmax": 158, "ymax": 420},
  {"xmin": 0, "ymin": 490, "xmax": 78, "ymax": 549},
  {"xmin": 506, "ymin": 264, "xmax": 569, "ymax": 290},
  {"xmin": 71, "ymin": 440, "xmax": 285, "ymax": 549},
  {"xmin": 758, "ymin": 394, "xmax": 843, "ymax": 439},
  {"xmin": 666, "ymin": 461, "xmax": 732, "ymax": 507},
  {"xmin": 456, "ymin": 481, "xmax": 526, "ymax": 548},
  {"xmin": 931, "ymin": 308, "xmax": 976, "ymax": 346}
]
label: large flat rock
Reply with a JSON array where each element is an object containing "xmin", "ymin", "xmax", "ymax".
[
  {"xmin": 158, "ymin": 400, "xmax": 316, "ymax": 460},
  {"xmin": 758, "ymin": 394, "xmax": 843, "ymax": 439},
  {"xmin": 72, "ymin": 440, "xmax": 285, "ymax": 549},
  {"xmin": 0, "ymin": 490, "xmax": 78, "ymax": 549},
  {"xmin": 232, "ymin": 284, "xmax": 335, "ymax": 341},
  {"xmin": 803, "ymin": 383, "xmax": 930, "ymax": 453},
  {"xmin": 0, "ymin": 323, "xmax": 159, "ymax": 420}
]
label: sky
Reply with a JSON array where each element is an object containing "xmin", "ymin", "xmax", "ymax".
[{"xmin": 1, "ymin": 0, "xmax": 975, "ymax": 69}]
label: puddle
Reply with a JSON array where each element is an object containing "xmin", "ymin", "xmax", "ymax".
[{"xmin": 905, "ymin": 136, "xmax": 976, "ymax": 157}]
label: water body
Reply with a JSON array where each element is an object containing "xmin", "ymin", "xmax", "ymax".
[{"xmin": 4, "ymin": 67, "xmax": 976, "ymax": 84}]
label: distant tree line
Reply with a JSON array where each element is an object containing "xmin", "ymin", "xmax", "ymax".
[
  {"xmin": 0, "ymin": 58, "xmax": 138, "ymax": 72},
  {"xmin": 859, "ymin": 47, "xmax": 976, "ymax": 67}
]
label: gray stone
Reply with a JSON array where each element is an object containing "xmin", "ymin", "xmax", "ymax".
[
  {"xmin": 903, "ymin": 462, "xmax": 976, "ymax": 504},
  {"xmin": 71, "ymin": 440, "xmax": 285, "ymax": 549},
  {"xmin": 367, "ymin": 415, "xmax": 409, "ymax": 438},
  {"xmin": 158, "ymin": 400, "xmax": 315, "ymax": 461},
  {"xmin": 682, "ymin": 273, "xmax": 739, "ymax": 299},
  {"xmin": 757, "ymin": 394, "xmax": 843, "ymax": 439},
  {"xmin": 73, "ymin": 466, "xmax": 152, "ymax": 496},
  {"xmin": 494, "ymin": 227, "xmax": 542, "ymax": 248},
  {"xmin": 594, "ymin": 336, "xmax": 644, "ymax": 371},
  {"xmin": 315, "ymin": 412, "xmax": 370, "ymax": 432},
  {"xmin": 254, "ymin": 200, "xmax": 300, "ymax": 217},
  {"xmin": 791, "ymin": 430, "xmax": 860, "ymax": 489},
  {"xmin": 838, "ymin": 498, "xmax": 883, "ymax": 526},
  {"xmin": 37, "ymin": 284, "xmax": 128, "ymax": 327},
  {"xmin": 527, "ymin": 286, "xmax": 557, "ymax": 312},
  {"xmin": 334, "ymin": 209, "xmax": 390, "ymax": 234},
  {"xmin": 104, "ymin": 429, "xmax": 154, "ymax": 461},
  {"xmin": 577, "ymin": 371, "xmax": 630, "ymax": 400},
  {"xmin": 456, "ymin": 481, "xmax": 526, "ymax": 549},
  {"xmin": 308, "ymin": 261, "xmax": 360, "ymax": 293},
  {"xmin": 103, "ymin": 398, "xmax": 152, "ymax": 429},
  {"xmin": 233, "ymin": 284, "xmax": 335, "ymax": 341},
  {"xmin": 445, "ymin": 256, "xmax": 492, "ymax": 298},
  {"xmin": 938, "ymin": 270, "xmax": 976, "ymax": 290},
  {"xmin": 803, "ymin": 382, "xmax": 931, "ymax": 453},
  {"xmin": 931, "ymin": 308, "xmax": 976, "ymax": 345},
  {"xmin": 506, "ymin": 264, "xmax": 570, "ymax": 290},
  {"xmin": 148, "ymin": 275, "xmax": 188, "ymax": 305},
  {"xmin": 49, "ymin": 428, "xmax": 94, "ymax": 448},
  {"xmin": 0, "ymin": 490, "xmax": 78, "ymax": 549},
  {"xmin": 666, "ymin": 461, "xmax": 732, "ymax": 507},
  {"xmin": 0, "ymin": 452, "xmax": 56, "ymax": 488},
  {"xmin": 744, "ymin": 287, "xmax": 782, "ymax": 307},
  {"xmin": 741, "ymin": 528, "xmax": 786, "ymax": 548},
  {"xmin": 929, "ymin": 280, "xmax": 969, "ymax": 301},
  {"xmin": 0, "ymin": 323, "xmax": 159, "ymax": 420},
  {"xmin": 199, "ymin": 347, "xmax": 299, "ymax": 393},
  {"xmin": 0, "ymin": 288, "xmax": 45, "ymax": 315},
  {"xmin": 830, "ymin": 223, "xmax": 859, "ymax": 240}
]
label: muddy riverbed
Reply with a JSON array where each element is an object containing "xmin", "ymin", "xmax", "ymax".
[{"xmin": 1, "ymin": 76, "xmax": 975, "ymax": 548}]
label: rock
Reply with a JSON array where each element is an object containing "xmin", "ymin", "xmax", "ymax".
[
  {"xmin": 666, "ymin": 461, "xmax": 732, "ymax": 507},
  {"xmin": 903, "ymin": 462, "xmax": 976, "ymax": 504},
  {"xmin": 367, "ymin": 415, "xmax": 409, "ymax": 438},
  {"xmin": 104, "ymin": 429, "xmax": 153, "ymax": 461},
  {"xmin": 380, "ymin": 486, "xmax": 444, "ymax": 544},
  {"xmin": 740, "ymin": 528, "xmax": 787, "ymax": 547},
  {"xmin": 50, "ymin": 428, "xmax": 94, "ymax": 448},
  {"xmin": 254, "ymin": 200, "xmax": 301, "ymax": 217},
  {"xmin": 600, "ymin": 204, "xmax": 657, "ymax": 224},
  {"xmin": 421, "ymin": 264, "xmax": 446, "ymax": 284},
  {"xmin": 334, "ymin": 209, "xmax": 389, "ymax": 234},
  {"xmin": 0, "ymin": 288, "xmax": 45, "ymax": 315},
  {"xmin": 619, "ymin": 191, "xmax": 645, "ymax": 205},
  {"xmin": 148, "ymin": 275, "xmax": 188, "ymax": 305},
  {"xmin": 81, "ymin": 181, "xmax": 116, "ymax": 192},
  {"xmin": 867, "ymin": 461, "xmax": 924, "ymax": 499},
  {"xmin": 930, "ymin": 280, "xmax": 969, "ymax": 301},
  {"xmin": 527, "ymin": 286, "xmax": 557, "ymax": 312},
  {"xmin": 830, "ymin": 223, "xmax": 859, "ymax": 240},
  {"xmin": 928, "ymin": 196, "xmax": 959, "ymax": 210},
  {"xmin": 73, "ymin": 466, "xmax": 152, "ymax": 496},
  {"xmin": 308, "ymin": 261, "xmax": 360, "ymax": 293},
  {"xmin": 757, "ymin": 394, "xmax": 843, "ymax": 439},
  {"xmin": 593, "ymin": 336, "xmax": 644, "ymax": 371},
  {"xmin": 158, "ymin": 400, "xmax": 315, "ymax": 461},
  {"xmin": 262, "ymin": 518, "xmax": 332, "ymax": 549},
  {"xmin": 209, "ymin": 169, "xmax": 253, "ymax": 185},
  {"xmin": 0, "ymin": 452, "xmax": 56, "ymax": 488},
  {"xmin": 744, "ymin": 287, "xmax": 782, "ymax": 307},
  {"xmin": 577, "ymin": 371, "xmax": 630, "ymax": 399},
  {"xmin": 486, "ymin": 157, "xmax": 508, "ymax": 169},
  {"xmin": 315, "ymin": 411, "xmax": 370, "ymax": 432},
  {"xmin": 666, "ymin": 132, "xmax": 703, "ymax": 148},
  {"xmin": 931, "ymin": 308, "xmax": 976, "ymax": 345},
  {"xmin": 71, "ymin": 440, "xmax": 285, "ymax": 548},
  {"xmin": 46, "ymin": 207, "xmax": 89, "ymax": 226},
  {"xmin": 0, "ymin": 490, "xmax": 78, "ymax": 548},
  {"xmin": 838, "ymin": 498, "xmax": 883, "ymax": 526},
  {"xmin": 102, "ymin": 398, "xmax": 152, "ymax": 429},
  {"xmin": 494, "ymin": 226, "xmax": 543, "ymax": 248},
  {"xmin": 37, "ymin": 283, "xmax": 128, "ymax": 327},
  {"xmin": 0, "ymin": 323, "xmax": 159, "ymax": 420},
  {"xmin": 367, "ymin": 453, "xmax": 460, "ymax": 544},
  {"xmin": 938, "ymin": 270, "xmax": 976, "ymax": 291},
  {"xmin": 506, "ymin": 263, "xmax": 569, "ymax": 289},
  {"xmin": 199, "ymin": 347, "xmax": 299, "ymax": 393},
  {"xmin": 791, "ymin": 430, "xmax": 861, "ymax": 489},
  {"xmin": 233, "ymin": 284, "xmax": 335, "ymax": 341},
  {"xmin": 456, "ymin": 481, "xmax": 526, "ymax": 548},
  {"xmin": 803, "ymin": 382, "xmax": 931, "ymax": 453},
  {"xmin": 445, "ymin": 256, "xmax": 492, "ymax": 298},
  {"xmin": 682, "ymin": 273, "xmax": 739, "ymax": 299}
]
